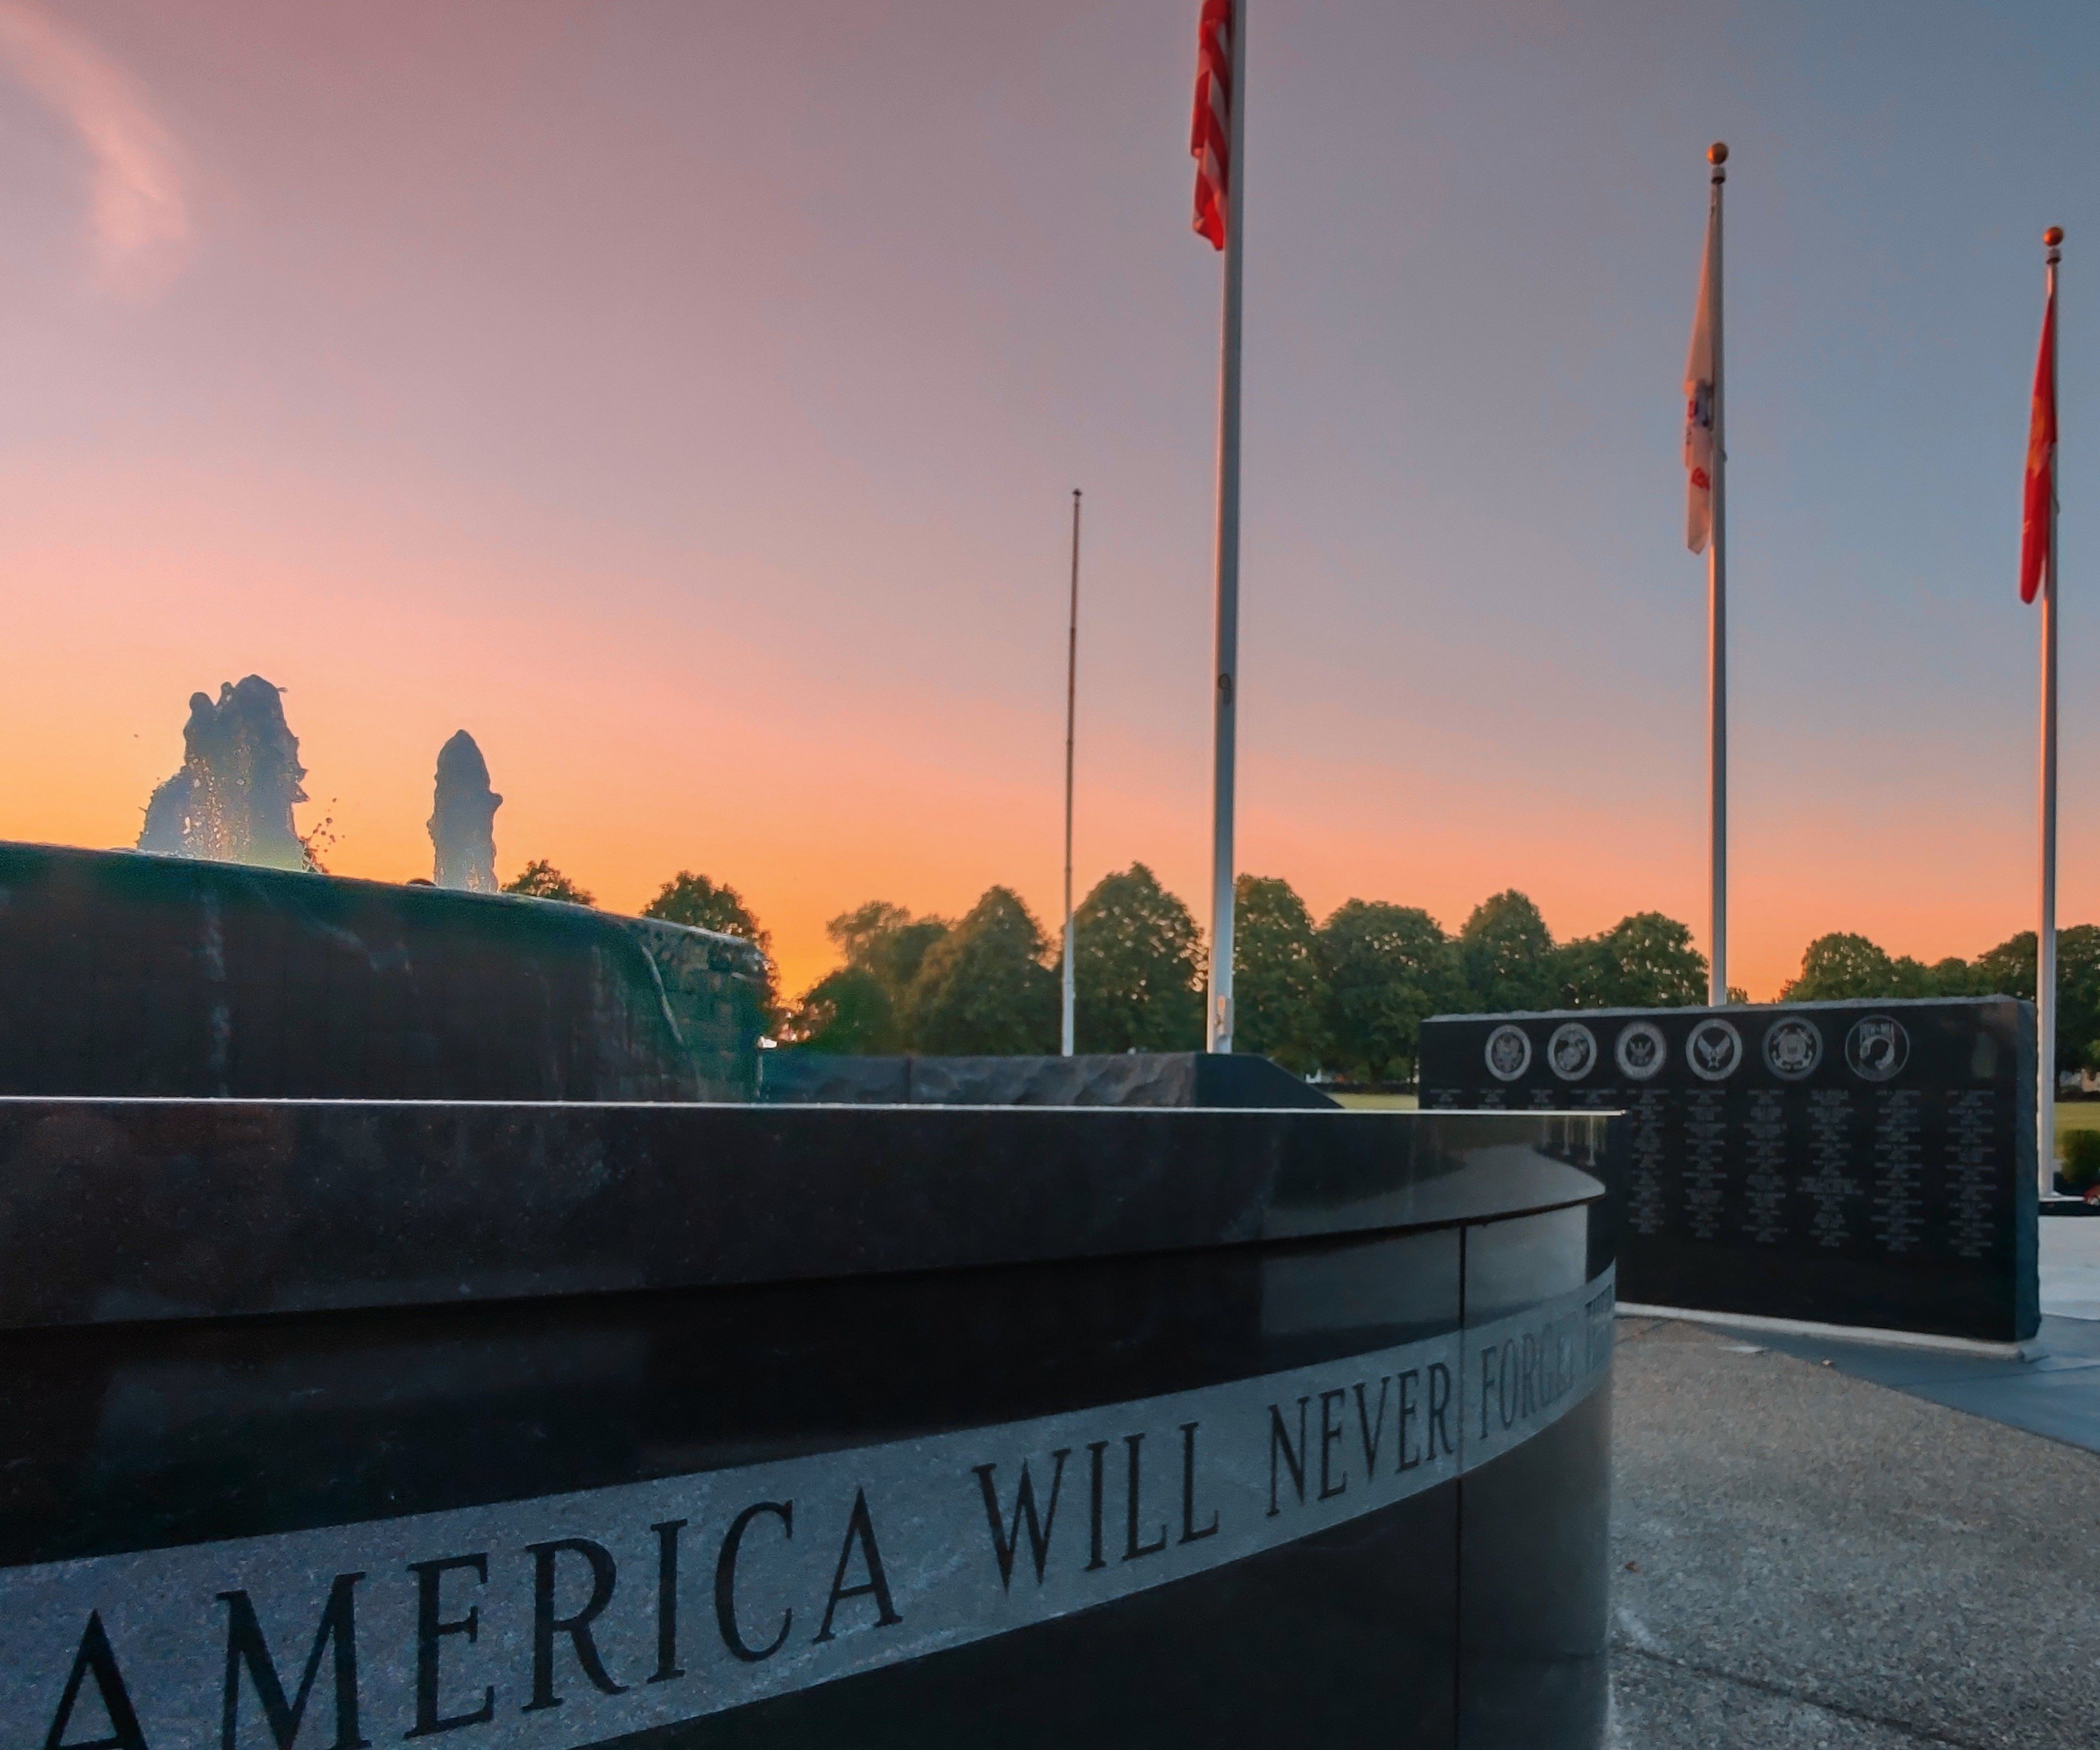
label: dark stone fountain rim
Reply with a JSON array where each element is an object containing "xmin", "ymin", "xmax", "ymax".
[
  {"xmin": 0, "ymin": 837, "xmax": 768, "ymax": 966},
  {"xmin": 0, "ymin": 1097, "xmax": 1610, "ymax": 1331}
]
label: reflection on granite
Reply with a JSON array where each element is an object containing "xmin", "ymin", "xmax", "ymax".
[{"xmin": 0, "ymin": 1099, "xmax": 1611, "ymax": 1330}]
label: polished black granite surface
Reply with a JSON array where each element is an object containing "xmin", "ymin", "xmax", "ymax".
[
  {"xmin": 0, "ymin": 830, "xmax": 1624, "ymax": 1745},
  {"xmin": 0, "ymin": 840, "xmax": 766, "ymax": 1102},
  {"xmin": 0, "ymin": 1098, "xmax": 1614, "ymax": 1329},
  {"xmin": 0, "ymin": 1098, "xmax": 1616, "ymax": 1747},
  {"xmin": 758, "ymin": 1049, "xmax": 1338, "ymax": 1108},
  {"xmin": 1422, "ymin": 999, "xmax": 2038, "ymax": 1342}
]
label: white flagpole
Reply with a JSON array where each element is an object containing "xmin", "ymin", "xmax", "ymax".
[
  {"xmin": 1062, "ymin": 489, "xmax": 1082, "ymax": 1058},
  {"xmin": 2039, "ymin": 227, "xmax": 2063, "ymax": 1196},
  {"xmin": 1707, "ymin": 142, "xmax": 1729, "ymax": 1007},
  {"xmin": 1206, "ymin": 0, "xmax": 1247, "ymax": 1053}
]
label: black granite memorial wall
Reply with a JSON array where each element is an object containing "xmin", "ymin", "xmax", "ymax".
[
  {"xmin": 0, "ymin": 841, "xmax": 767, "ymax": 1101},
  {"xmin": 1419, "ymin": 999, "xmax": 2039, "ymax": 1343},
  {"xmin": 0, "ymin": 1097, "xmax": 1618, "ymax": 1749}
]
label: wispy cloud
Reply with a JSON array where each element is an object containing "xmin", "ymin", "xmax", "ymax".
[{"xmin": 0, "ymin": 0, "xmax": 189, "ymax": 295}]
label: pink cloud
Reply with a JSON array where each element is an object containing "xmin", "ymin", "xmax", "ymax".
[{"xmin": 0, "ymin": 1, "xmax": 188, "ymax": 293}]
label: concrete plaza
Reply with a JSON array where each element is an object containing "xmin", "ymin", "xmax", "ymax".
[{"xmin": 1608, "ymin": 1218, "xmax": 2100, "ymax": 1746}]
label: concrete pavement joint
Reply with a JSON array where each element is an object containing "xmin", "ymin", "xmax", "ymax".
[{"xmin": 1610, "ymin": 1642, "xmax": 2005, "ymax": 1750}]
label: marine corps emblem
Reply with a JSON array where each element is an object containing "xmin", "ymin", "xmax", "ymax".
[{"xmin": 1547, "ymin": 1022, "xmax": 1598, "ymax": 1081}]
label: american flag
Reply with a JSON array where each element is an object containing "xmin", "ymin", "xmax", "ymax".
[{"xmin": 1190, "ymin": 0, "xmax": 1232, "ymax": 250}]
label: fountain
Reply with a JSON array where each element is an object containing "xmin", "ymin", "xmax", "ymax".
[
  {"xmin": 428, "ymin": 728, "xmax": 501, "ymax": 891},
  {"xmin": 137, "ymin": 675, "xmax": 311, "ymax": 869}
]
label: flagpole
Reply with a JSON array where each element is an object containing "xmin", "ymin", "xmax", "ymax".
[
  {"xmin": 1062, "ymin": 489, "xmax": 1082, "ymax": 1058},
  {"xmin": 1707, "ymin": 142, "xmax": 1729, "ymax": 1007},
  {"xmin": 1206, "ymin": 0, "xmax": 1247, "ymax": 1053},
  {"xmin": 2039, "ymin": 226, "xmax": 2063, "ymax": 1196}
]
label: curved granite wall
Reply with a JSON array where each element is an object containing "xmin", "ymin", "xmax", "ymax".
[
  {"xmin": 0, "ymin": 841, "xmax": 766, "ymax": 1101},
  {"xmin": 0, "ymin": 1099, "xmax": 1616, "ymax": 1748}
]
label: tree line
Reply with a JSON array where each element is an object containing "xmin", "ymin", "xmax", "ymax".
[
  {"xmin": 505, "ymin": 857, "xmax": 2099, "ymax": 1081},
  {"xmin": 727, "ymin": 868, "xmax": 1702, "ymax": 1083},
  {"xmin": 1781, "ymin": 927, "xmax": 2100, "ymax": 1075}
]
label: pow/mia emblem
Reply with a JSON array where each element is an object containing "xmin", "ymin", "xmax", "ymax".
[
  {"xmin": 1763, "ymin": 1017, "xmax": 1823, "ymax": 1080},
  {"xmin": 1484, "ymin": 1024, "xmax": 1532, "ymax": 1081},
  {"xmin": 1845, "ymin": 1015, "xmax": 1909, "ymax": 1082},
  {"xmin": 1686, "ymin": 1017, "xmax": 1743, "ymax": 1081},
  {"xmin": 1547, "ymin": 1022, "xmax": 1598, "ymax": 1081},
  {"xmin": 1615, "ymin": 1020, "xmax": 1666, "ymax": 1080}
]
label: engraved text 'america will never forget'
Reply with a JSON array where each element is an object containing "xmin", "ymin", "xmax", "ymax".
[{"xmin": 1, "ymin": 1275, "xmax": 1612, "ymax": 1750}]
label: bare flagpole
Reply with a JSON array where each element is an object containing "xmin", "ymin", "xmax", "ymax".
[
  {"xmin": 1206, "ymin": 0, "xmax": 1247, "ymax": 1053},
  {"xmin": 2039, "ymin": 227, "xmax": 2064, "ymax": 1195},
  {"xmin": 1706, "ymin": 142, "xmax": 1729, "ymax": 1007},
  {"xmin": 1062, "ymin": 489, "xmax": 1082, "ymax": 1057}
]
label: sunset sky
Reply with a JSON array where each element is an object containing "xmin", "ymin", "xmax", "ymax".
[{"xmin": 4, "ymin": 0, "xmax": 2099, "ymax": 1001}]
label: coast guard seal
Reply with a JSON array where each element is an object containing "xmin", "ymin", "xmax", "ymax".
[{"xmin": 1763, "ymin": 1017, "xmax": 1823, "ymax": 1080}]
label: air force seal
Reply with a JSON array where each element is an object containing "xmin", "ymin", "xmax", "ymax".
[{"xmin": 1686, "ymin": 1016, "xmax": 1743, "ymax": 1081}]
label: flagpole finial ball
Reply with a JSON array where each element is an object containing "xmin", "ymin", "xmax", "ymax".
[
  {"xmin": 1708, "ymin": 142, "xmax": 1728, "ymax": 165},
  {"xmin": 2045, "ymin": 226, "xmax": 2065, "ymax": 249}
]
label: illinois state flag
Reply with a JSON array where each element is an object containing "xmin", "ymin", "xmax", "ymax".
[
  {"xmin": 1683, "ymin": 199, "xmax": 1720, "ymax": 553},
  {"xmin": 2021, "ymin": 284, "xmax": 2057, "ymax": 603}
]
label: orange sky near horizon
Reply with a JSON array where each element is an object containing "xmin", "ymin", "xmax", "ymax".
[
  {"xmin": 4, "ymin": 1, "xmax": 2099, "ymax": 1008},
  {"xmin": 3, "ymin": 451, "xmax": 2078, "ymax": 1004}
]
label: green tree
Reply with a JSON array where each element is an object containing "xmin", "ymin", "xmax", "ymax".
[
  {"xmin": 645, "ymin": 871, "xmax": 779, "ymax": 1025},
  {"xmin": 1458, "ymin": 890, "xmax": 1557, "ymax": 1012},
  {"xmin": 1232, "ymin": 874, "xmax": 1327, "ymax": 1073},
  {"xmin": 1781, "ymin": 932, "xmax": 1964, "ymax": 1003},
  {"xmin": 1778, "ymin": 932, "xmax": 1916, "ymax": 1002},
  {"xmin": 2062, "ymin": 927, "xmax": 2100, "ymax": 1074},
  {"xmin": 1073, "ymin": 864, "xmax": 1205, "ymax": 1053},
  {"xmin": 502, "ymin": 859, "xmax": 595, "ymax": 906},
  {"xmin": 829, "ymin": 902, "xmax": 950, "ymax": 1010},
  {"xmin": 1317, "ymin": 900, "xmax": 1456, "ymax": 1084},
  {"xmin": 787, "ymin": 901, "xmax": 952, "ymax": 1053},
  {"xmin": 1971, "ymin": 930, "xmax": 2035, "ymax": 1001},
  {"xmin": 907, "ymin": 886, "xmax": 1057, "ymax": 1054},
  {"xmin": 1779, "ymin": 932, "xmax": 1895, "ymax": 1001},
  {"xmin": 1929, "ymin": 956, "xmax": 1976, "ymax": 995},
  {"xmin": 781, "ymin": 967, "xmax": 896, "ymax": 1054},
  {"xmin": 1557, "ymin": 913, "xmax": 1708, "ymax": 1009},
  {"xmin": 1974, "ymin": 925, "xmax": 2100, "ymax": 1071}
]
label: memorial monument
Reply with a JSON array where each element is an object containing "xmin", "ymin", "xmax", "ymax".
[
  {"xmin": 1421, "ymin": 997, "xmax": 2040, "ymax": 1345},
  {"xmin": 0, "ymin": 836, "xmax": 1624, "ymax": 1746}
]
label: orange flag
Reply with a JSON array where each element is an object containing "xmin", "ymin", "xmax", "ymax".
[{"xmin": 2021, "ymin": 283, "xmax": 2057, "ymax": 604}]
